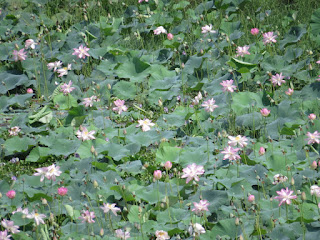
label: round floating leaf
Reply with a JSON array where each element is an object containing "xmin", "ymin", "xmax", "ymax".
[
  {"xmin": 156, "ymin": 145, "xmax": 181, "ymax": 164},
  {"xmin": 279, "ymin": 25, "xmax": 307, "ymax": 50},
  {"xmin": 26, "ymin": 147, "xmax": 50, "ymax": 162},
  {"xmin": 115, "ymin": 57, "xmax": 150, "ymax": 82},
  {"xmin": 53, "ymin": 93, "xmax": 78, "ymax": 110},
  {"xmin": 4, "ymin": 136, "xmax": 36, "ymax": 155},
  {"xmin": 49, "ymin": 139, "xmax": 80, "ymax": 156},
  {"xmin": 0, "ymin": 71, "xmax": 29, "ymax": 94},
  {"xmin": 231, "ymin": 92, "xmax": 263, "ymax": 115},
  {"xmin": 113, "ymin": 81, "xmax": 137, "ymax": 100}
]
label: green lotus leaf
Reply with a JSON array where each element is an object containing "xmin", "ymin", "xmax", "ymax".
[{"xmin": 4, "ymin": 136, "xmax": 36, "ymax": 155}]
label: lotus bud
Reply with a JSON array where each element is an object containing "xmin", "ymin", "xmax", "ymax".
[
  {"xmin": 164, "ymin": 161, "xmax": 172, "ymax": 170},
  {"xmin": 153, "ymin": 170, "xmax": 162, "ymax": 180},
  {"xmin": 311, "ymin": 161, "xmax": 317, "ymax": 170},
  {"xmin": 301, "ymin": 192, "xmax": 307, "ymax": 201},
  {"xmin": 291, "ymin": 177, "xmax": 295, "ymax": 185},
  {"xmin": 90, "ymin": 145, "xmax": 96, "ymax": 154},
  {"xmin": 259, "ymin": 147, "xmax": 266, "ymax": 156},
  {"xmin": 27, "ymin": 88, "xmax": 33, "ymax": 94},
  {"xmin": 308, "ymin": 113, "xmax": 316, "ymax": 120},
  {"xmin": 93, "ymin": 180, "xmax": 99, "ymax": 188},
  {"xmin": 248, "ymin": 195, "xmax": 255, "ymax": 203},
  {"xmin": 6, "ymin": 190, "xmax": 16, "ymax": 199},
  {"xmin": 167, "ymin": 33, "xmax": 173, "ymax": 40},
  {"xmin": 100, "ymin": 228, "xmax": 104, "ymax": 236},
  {"xmin": 41, "ymin": 198, "xmax": 48, "ymax": 205},
  {"xmin": 260, "ymin": 108, "xmax": 270, "ymax": 117},
  {"xmin": 235, "ymin": 217, "xmax": 240, "ymax": 225}
]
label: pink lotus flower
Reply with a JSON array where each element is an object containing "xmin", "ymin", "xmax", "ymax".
[
  {"xmin": 270, "ymin": 73, "xmax": 285, "ymax": 86},
  {"xmin": 221, "ymin": 146, "xmax": 241, "ymax": 161},
  {"xmin": 263, "ymin": 31, "xmax": 277, "ymax": 45},
  {"xmin": 137, "ymin": 119, "xmax": 155, "ymax": 132},
  {"xmin": 308, "ymin": 113, "xmax": 316, "ymax": 120},
  {"xmin": 310, "ymin": 185, "xmax": 320, "ymax": 197},
  {"xmin": 167, "ymin": 33, "xmax": 174, "ymax": 40},
  {"xmin": 153, "ymin": 170, "xmax": 162, "ymax": 180},
  {"xmin": 220, "ymin": 80, "xmax": 237, "ymax": 93},
  {"xmin": 25, "ymin": 39, "xmax": 37, "ymax": 49},
  {"xmin": 57, "ymin": 64, "xmax": 72, "ymax": 77},
  {"xmin": 33, "ymin": 166, "xmax": 49, "ymax": 182},
  {"xmin": 60, "ymin": 80, "xmax": 75, "ymax": 95},
  {"xmin": 57, "ymin": 187, "xmax": 68, "ymax": 196},
  {"xmin": 192, "ymin": 200, "xmax": 209, "ymax": 215},
  {"xmin": 154, "ymin": 26, "xmax": 167, "ymax": 35},
  {"xmin": 26, "ymin": 211, "xmax": 46, "ymax": 225},
  {"xmin": 306, "ymin": 131, "xmax": 320, "ymax": 145},
  {"xmin": 189, "ymin": 223, "xmax": 206, "ymax": 236},
  {"xmin": 6, "ymin": 190, "xmax": 16, "ymax": 199},
  {"xmin": 274, "ymin": 187, "xmax": 297, "ymax": 206},
  {"xmin": 115, "ymin": 229, "xmax": 130, "ymax": 239},
  {"xmin": 228, "ymin": 135, "xmax": 248, "ymax": 148},
  {"xmin": 12, "ymin": 207, "xmax": 29, "ymax": 215},
  {"xmin": 192, "ymin": 92, "xmax": 202, "ymax": 105},
  {"xmin": 72, "ymin": 44, "xmax": 90, "ymax": 59},
  {"xmin": 201, "ymin": 98, "xmax": 218, "ymax": 112},
  {"xmin": 155, "ymin": 230, "xmax": 170, "ymax": 240},
  {"xmin": 138, "ymin": 0, "xmax": 148, "ymax": 3},
  {"xmin": 1, "ymin": 219, "xmax": 20, "ymax": 234},
  {"xmin": 260, "ymin": 108, "xmax": 270, "ymax": 117},
  {"xmin": 112, "ymin": 99, "xmax": 128, "ymax": 115},
  {"xmin": 82, "ymin": 95, "xmax": 99, "ymax": 107},
  {"xmin": 164, "ymin": 161, "xmax": 172, "ymax": 170},
  {"xmin": 12, "ymin": 49, "xmax": 27, "ymax": 62},
  {"xmin": 201, "ymin": 24, "xmax": 216, "ymax": 34},
  {"xmin": 236, "ymin": 45, "xmax": 250, "ymax": 57},
  {"xmin": 250, "ymin": 28, "xmax": 259, "ymax": 35},
  {"xmin": 272, "ymin": 174, "xmax": 288, "ymax": 185},
  {"xmin": 78, "ymin": 210, "xmax": 95, "ymax": 223},
  {"xmin": 285, "ymin": 88, "xmax": 294, "ymax": 96},
  {"xmin": 8, "ymin": 126, "xmax": 21, "ymax": 136},
  {"xmin": 100, "ymin": 203, "xmax": 121, "ymax": 216},
  {"xmin": 47, "ymin": 61, "xmax": 62, "ymax": 72},
  {"xmin": 181, "ymin": 163, "xmax": 205, "ymax": 184},
  {"xmin": 46, "ymin": 164, "xmax": 62, "ymax": 181},
  {"xmin": 0, "ymin": 230, "xmax": 11, "ymax": 240},
  {"xmin": 76, "ymin": 126, "xmax": 96, "ymax": 141}
]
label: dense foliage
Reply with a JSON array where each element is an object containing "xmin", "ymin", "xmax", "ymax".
[{"xmin": 1, "ymin": 0, "xmax": 320, "ymax": 239}]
